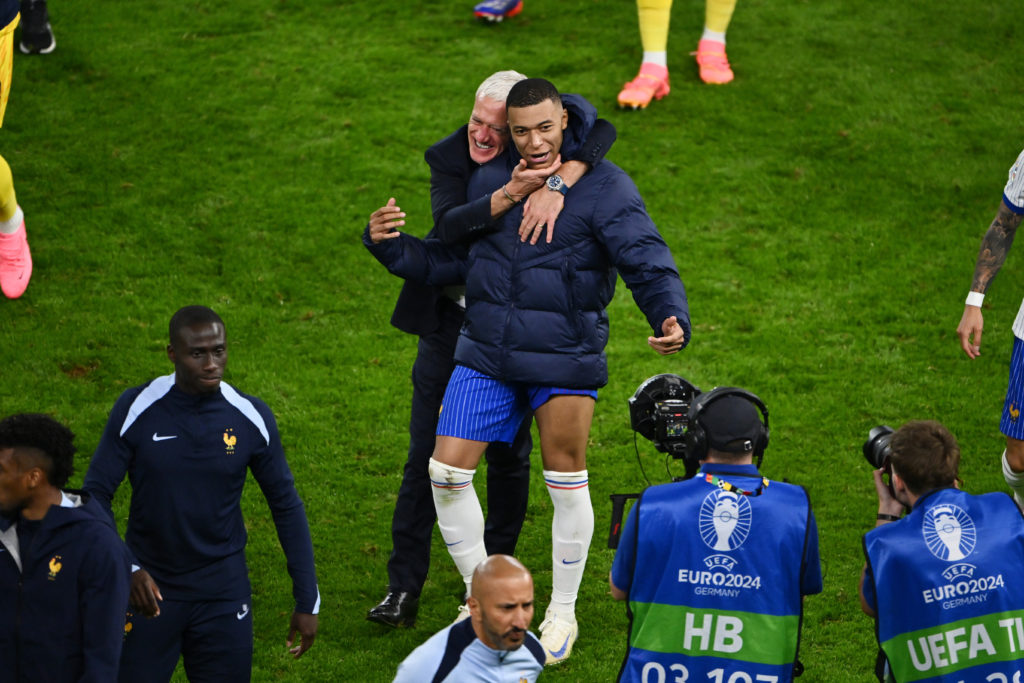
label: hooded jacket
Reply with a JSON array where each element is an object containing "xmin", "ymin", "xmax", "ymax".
[{"xmin": 0, "ymin": 491, "xmax": 132, "ymax": 682}]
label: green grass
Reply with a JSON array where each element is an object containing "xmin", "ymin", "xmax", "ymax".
[{"xmin": 1, "ymin": 0, "xmax": 1022, "ymax": 680}]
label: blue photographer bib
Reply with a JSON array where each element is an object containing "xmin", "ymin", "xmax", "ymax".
[
  {"xmin": 863, "ymin": 488, "xmax": 1024, "ymax": 682},
  {"xmin": 618, "ymin": 466, "xmax": 817, "ymax": 683}
]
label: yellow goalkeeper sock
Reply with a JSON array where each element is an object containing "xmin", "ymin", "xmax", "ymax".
[
  {"xmin": 704, "ymin": 0, "xmax": 738, "ymax": 36},
  {"xmin": 638, "ymin": 0, "xmax": 672, "ymax": 54},
  {"xmin": 0, "ymin": 154, "xmax": 18, "ymax": 227}
]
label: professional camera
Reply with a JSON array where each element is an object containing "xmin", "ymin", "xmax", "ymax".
[
  {"xmin": 628, "ymin": 373, "xmax": 701, "ymax": 459},
  {"xmin": 613, "ymin": 375, "xmax": 773, "ymax": 549},
  {"xmin": 863, "ymin": 425, "xmax": 895, "ymax": 470},
  {"xmin": 611, "ymin": 374, "xmax": 702, "ymax": 550}
]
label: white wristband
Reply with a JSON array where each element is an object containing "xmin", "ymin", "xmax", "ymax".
[{"xmin": 965, "ymin": 291, "xmax": 985, "ymax": 308}]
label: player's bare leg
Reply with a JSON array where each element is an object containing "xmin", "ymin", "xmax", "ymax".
[{"xmin": 434, "ymin": 435, "xmax": 488, "ymax": 471}]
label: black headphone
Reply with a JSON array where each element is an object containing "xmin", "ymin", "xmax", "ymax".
[{"xmin": 682, "ymin": 387, "xmax": 770, "ymax": 470}]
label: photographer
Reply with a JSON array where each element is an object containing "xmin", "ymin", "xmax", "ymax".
[
  {"xmin": 609, "ymin": 389, "xmax": 821, "ymax": 683},
  {"xmin": 860, "ymin": 420, "xmax": 1024, "ymax": 683}
]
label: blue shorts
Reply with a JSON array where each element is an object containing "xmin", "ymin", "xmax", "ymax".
[
  {"xmin": 437, "ymin": 365, "xmax": 597, "ymax": 444},
  {"xmin": 1001, "ymin": 336, "xmax": 1024, "ymax": 441}
]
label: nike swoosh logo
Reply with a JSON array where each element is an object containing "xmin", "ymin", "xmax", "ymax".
[
  {"xmin": 152, "ymin": 433, "xmax": 177, "ymax": 442},
  {"xmin": 561, "ymin": 558, "xmax": 582, "ymax": 565},
  {"xmin": 237, "ymin": 605, "xmax": 249, "ymax": 620},
  {"xmin": 548, "ymin": 635, "xmax": 571, "ymax": 659},
  {"xmin": 445, "ymin": 540, "xmax": 463, "ymax": 547}
]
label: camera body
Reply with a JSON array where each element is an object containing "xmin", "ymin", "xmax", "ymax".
[
  {"xmin": 628, "ymin": 374, "xmax": 700, "ymax": 459},
  {"xmin": 614, "ymin": 374, "xmax": 770, "ymax": 548},
  {"xmin": 864, "ymin": 425, "xmax": 896, "ymax": 496}
]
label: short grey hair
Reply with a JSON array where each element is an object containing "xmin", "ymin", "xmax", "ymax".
[{"xmin": 475, "ymin": 70, "xmax": 528, "ymax": 103}]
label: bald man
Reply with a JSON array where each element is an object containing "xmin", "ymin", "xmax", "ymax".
[{"xmin": 394, "ymin": 555, "xmax": 545, "ymax": 681}]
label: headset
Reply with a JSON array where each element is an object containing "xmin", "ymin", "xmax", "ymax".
[
  {"xmin": 682, "ymin": 386, "xmax": 770, "ymax": 472},
  {"xmin": 613, "ymin": 377, "xmax": 772, "ymax": 549}
]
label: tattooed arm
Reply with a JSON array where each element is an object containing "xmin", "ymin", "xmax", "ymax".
[{"xmin": 957, "ymin": 199, "xmax": 1024, "ymax": 358}]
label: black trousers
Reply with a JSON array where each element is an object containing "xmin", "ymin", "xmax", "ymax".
[{"xmin": 386, "ymin": 299, "xmax": 532, "ymax": 595}]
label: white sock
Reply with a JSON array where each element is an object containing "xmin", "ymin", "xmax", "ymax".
[
  {"xmin": 1002, "ymin": 450, "xmax": 1024, "ymax": 507},
  {"xmin": 700, "ymin": 28, "xmax": 727, "ymax": 44},
  {"xmin": 641, "ymin": 51, "xmax": 667, "ymax": 68},
  {"xmin": 0, "ymin": 206, "xmax": 23, "ymax": 235},
  {"xmin": 544, "ymin": 469, "xmax": 593, "ymax": 619},
  {"xmin": 429, "ymin": 457, "xmax": 486, "ymax": 595}
]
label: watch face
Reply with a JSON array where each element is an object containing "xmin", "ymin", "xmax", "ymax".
[{"xmin": 547, "ymin": 175, "xmax": 565, "ymax": 192}]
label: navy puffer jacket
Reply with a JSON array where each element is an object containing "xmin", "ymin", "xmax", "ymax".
[{"xmin": 366, "ymin": 158, "xmax": 689, "ymax": 389}]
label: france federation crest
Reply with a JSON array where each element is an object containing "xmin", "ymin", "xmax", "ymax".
[
  {"xmin": 923, "ymin": 504, "xmax": 976, "ymax": 562},
  {"xmin": 699, "ymin": 490, "xmax": 752, "ymax": 551}
]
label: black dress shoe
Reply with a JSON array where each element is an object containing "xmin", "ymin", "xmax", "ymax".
[{"xmin": 367, "ymin": 590, "xmax": 419, "ymax": 628}]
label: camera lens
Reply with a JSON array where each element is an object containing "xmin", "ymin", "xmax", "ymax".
[{"xmin": 863, "ymin": 425, "xmax": 894, "ymax": 469}]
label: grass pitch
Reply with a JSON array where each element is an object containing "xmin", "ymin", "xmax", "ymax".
[{"xmin": 1, "ymin": 0, "xmax": 1021, "ymax": 680}]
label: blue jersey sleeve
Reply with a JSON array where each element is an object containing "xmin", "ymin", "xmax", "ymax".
[{"xmin": 247, "ymin": 400, "xmax": 321, "ymax": 614}]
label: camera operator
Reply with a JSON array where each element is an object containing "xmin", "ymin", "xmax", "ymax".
[
  {"xmin": 860, "ymin": 420, "xmax": 1024, "ymax": 683},
  {"xmin": 609, "ymin": 390, "xmax": 822, "ymax": 683}
]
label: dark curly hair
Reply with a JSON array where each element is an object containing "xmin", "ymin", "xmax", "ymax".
[{"xmin": 0, "ymin": 413, "xmax": 76, "ymax": 488}]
